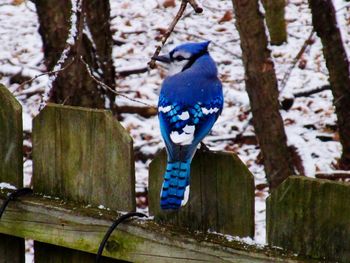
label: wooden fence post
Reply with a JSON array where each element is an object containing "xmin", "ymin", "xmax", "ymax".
[
  {"xmin": 149, "ymin": 150, "xmax": 255, "ymax": 238},
  {"xmin": 0, "ymin": 84, "xmax": 25, "ymax": 263},
  {"xmin": 32, "ymin": 104, "xmax": 135, "ymax": 262},
  {"xmin": 267, "ymin": 176, "xmax": 350, "ymax": 262}
]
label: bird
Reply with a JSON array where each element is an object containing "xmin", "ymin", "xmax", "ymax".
[{"xmin": 153, "ymin": 41, "xmax": 223, "ymax": 210}]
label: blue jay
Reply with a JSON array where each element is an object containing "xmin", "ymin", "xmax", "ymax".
[{"xmin": 153, "ymin": 41, "xmax": 223, "ymax": 210}]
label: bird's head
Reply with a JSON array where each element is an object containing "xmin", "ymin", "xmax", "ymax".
[{"xmin": 153, "ymin": 41, "xmax": 210, "ymax": 76}]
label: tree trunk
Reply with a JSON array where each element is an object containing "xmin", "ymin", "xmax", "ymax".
[
  {"xmin": 308, "ymin": 0, "xmax": 350, "ymax": 170},
  {"xmin": 261, "ymin": 0, "xmax": 287, "ymax": 45},
  {"xmin": 33, "ymin": 0, "xmax": 116, "ymax": 110},
  {"xmin": 231, "ymin": 0, "xmax": 294, "ymax": 189}
]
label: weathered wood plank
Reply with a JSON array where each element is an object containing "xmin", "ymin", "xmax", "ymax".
[
  {"xmin": 32, "ymin": 103, "xmax": 135, "ymax": 261},
  {"xmin": 0, "ymin": 84, "xmax": 23, "ymax": 187},
  {"xmin": 0, "ymin": 192, "xmax": 314, "ymax": 263},
  {"xmin": 0, "ymin": 84, "xmax": 25, "ymax": 263},
  {"xmin": 267, "ymin": 176, "xmax": 350, "ymax": 262},
  {"xmin": 149, "ymin": 150, "xmax": 255, "ymax": 237},
  {"xmin": 32, "ymin": 103, "xmax": 135, "ymax": 211}
]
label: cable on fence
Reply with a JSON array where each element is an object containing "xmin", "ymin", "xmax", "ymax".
[
  {"xmin": 95, "ymin": 211, "xmax": 147, "ymax": 262},
  {"xmin": 0, "ymin": 188, "xmax": 33, "ymax": 219}
]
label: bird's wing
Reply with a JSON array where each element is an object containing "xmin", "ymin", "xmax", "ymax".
[{"xmin": 158, "ymin": 95, "xmax": 223, "ymax": 149}]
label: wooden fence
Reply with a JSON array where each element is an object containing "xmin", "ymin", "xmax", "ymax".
[{"xmin": 0, "ymin": 83, "xmax": 349, "ymax": 262}]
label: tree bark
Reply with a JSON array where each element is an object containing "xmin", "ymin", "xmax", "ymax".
[
  {"xmin": 261, "ymin": 0, "xmax": 287, "ymax": 45},
  {"xmin": 308, "ymin": 0, "xmax": 350, "ymax": 170},
  {"xmin": 231, "ymin": 0, "xmax": 294, "ymax": 189},
  {"xmin": 33, "ymin": 0, "xmax": 116, "ymax": 110}
]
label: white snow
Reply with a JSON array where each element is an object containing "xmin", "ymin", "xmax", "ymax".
[{"xmin": 0, "ymin": 182, "xmax": 17, "ymax": 190}]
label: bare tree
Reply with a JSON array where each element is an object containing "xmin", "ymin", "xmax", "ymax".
[
  {"xmin": 33, "ymin": 0, "xmax": 116, "ymax": 110},
  {"xmin": 231, "ymin": 0, "xmax": 294, "ymax": 189},
  {"xmin": 308, "ymin": 0, "xmax": 350, "ymax": 170},
  {"xmin": 261, "ymin": 0, "xmax": 287, "ymax": 45}
]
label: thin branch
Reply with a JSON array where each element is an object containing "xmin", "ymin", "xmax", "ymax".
[
  {"xmin": 148, "ymin": 0, "xmax": 188, "ymax": 69},
  {"xmin": 293, "ymin": 85, "xmax": 331, "ymax": 98},
  {"xmin": 279, "ymin": 30, "xmax": 315, "ymax": 93},
  {"xmin": 316, "ymin": 171, "xmax": 350, "ymax": 180},
  {"xmin": 187, "ymin": 0, "xmax": 203, "ymax": 13},
  {"xmin": 118, "ymin": 105, "xmax": 157, "ymax": 117},
  {"xmin": 16, "ymin": 58, "xmax": 75, "ymax": 91},
  {"xmin": 80, "ymin": 57, "xmax": 156, "ymax": 108},
  {"xmin": 117, "ymin": 67, "xmax": 148, "ymax": 77}
]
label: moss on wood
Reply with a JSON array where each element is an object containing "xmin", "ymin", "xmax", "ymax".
[
  {"xmin": 149, "ymin": 150, "xmax": 255, "ymax": 238},
  {"xmin": 0, "ymin": 191, "xmax": 317, "ymax": 262},
  {"xmin": 32, "ymin": 104, "xmax": 135, "ymax": 211},
  {"xmin": 267, "ymin": 176, "xmax": 350, "ymax": 262}
]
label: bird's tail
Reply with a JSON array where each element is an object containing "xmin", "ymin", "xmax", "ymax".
[{"xmin": 160, "ymin": 160, "xmax": 191, "ymax": 210}]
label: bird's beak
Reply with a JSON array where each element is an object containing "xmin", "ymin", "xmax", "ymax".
[{"xmin": 152, "ymin": 54, "xmax": 171, "ymax": 64}]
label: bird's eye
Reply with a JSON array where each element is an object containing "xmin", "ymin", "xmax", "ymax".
[{"xmin": 175, "ymin": 56, "xmax": 186, "ymax": 61}]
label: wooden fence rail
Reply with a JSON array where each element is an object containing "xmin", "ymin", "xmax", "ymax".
[{"xmin": 0, "ymin": 84, "xmax": 349, "ymax": 262}]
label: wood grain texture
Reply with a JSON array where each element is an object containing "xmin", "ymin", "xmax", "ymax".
[
  {"xmin": 231, "ymin": 0, "xmax": 294, "ymax": 189},
  {"xmin": 32, "ymin": 103, "xmax": 135, "ymax": 211},
  {"xmin": 0, "ymin": 84, "xmax": 23, "ymax": 187},
  {"xmin": 0, "ymin": 84, "xmax": 25, "ymax": 263},
  {"xmin": 32, "ymin": 103, "xmax": 134, "ymax": 261},
  {"xmin": 0, "ymin": 192, "xmax": 311, "ymax": 263},
  {"xmin": 267, "ymin": 176, "xmax": 350, "ymax": 262},
  {"xmin": 149, "ymin": 150, "xmax": 255, "ymax": 238}
]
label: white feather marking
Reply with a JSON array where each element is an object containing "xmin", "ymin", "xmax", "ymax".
[
  {"xmin": 201, "ymin": 107, "xmax": 219, "ymax": 115},
  {"xmin": 181, "ymin": 186, "xmax": 190, "ymax": 206},
  {"xmin": 183, "ymin": 125, "xmax": 195, "ymax": 133},
  {"xmin": 178, "ymin": 111, "xmax": 190, "ymax": 120},
  {"xmin": 159, "ymin": 105, "xmax": 171, "ymax": 113},
  {"xmin": 170, "ymin": 125, "xmax": 195, "ymax": 145},
  {"xmin": 173, "ymin": 51, "xmax": 191, "ymax": 59}
]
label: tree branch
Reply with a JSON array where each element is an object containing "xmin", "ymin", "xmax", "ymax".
[
  {"xmin": 294, "ymin": 85, "xmax": 331, "ymax": 97},
  {"xmin": 148, "ymin": 0, "xmax": 187, "ymax": 69},
  {"xmin": 148, "ymin": 0, "xmax": 203, "ymax": 69},
  {"xmin": 279, "ymin": 30, "xmax": 315, "ymax": 93},
  {"xmin": 316, "ymin": 171, "xmax": 350, "ymax": 180},
  {"xmin": 17, "ymin": 58, "xmax": 75, "ymax": 91},
  {"xmin": 117, "ymin": 67, "xmax": 148, "ymax": 77},
  {"xmin": 118, "ymin": 105, "xmax": 157, "ymax": 117},
  {"xmin": 80, "ymin": 57, "xmax": 156, "ymax": 108}
]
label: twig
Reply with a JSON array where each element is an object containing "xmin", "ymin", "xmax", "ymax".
[
  {"xmin": 279, "ymin": 30, "xmax": 315, "ymax": 93},
  {"xmin": 118, "ymin": 105, "xmax": 157, "ymax": 117},
  {"xmin": 16, "ymin": 58, "xmax": 75, "ymax": 90},
  {"xmin": 187, "ymin": 0, "xmax": 203, "ymax": 13},
  {"xmin": 316, "ymin": 171, "xmax": 350, "ymax": 180},
  {"xmin": 293, "ymin": 85, "xmax": 331, "ymax": 98},
  {"xmin": 117, "ymin": 67, "xmax": 148, "ymax": 77},
  {"xmin": 81, "ymin": 57, "xmax": 156, "ymax": 108},
  {"xmin": 148, "ymin": 0, "xmax": 188, "ymax": 69},
  {"xmin": 336, "ymin": 2, "xmax": 350, "ymax": 12}
]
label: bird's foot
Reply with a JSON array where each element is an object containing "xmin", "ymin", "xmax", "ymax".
[{"xmin": 199, "ymin": 142, "xmax": 211, "ymax": 152}]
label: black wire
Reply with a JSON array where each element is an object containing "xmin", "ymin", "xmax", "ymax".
[
  {"xmin": 95, "ymin": 211, "xmax": 147, "ymax": 263},
  {"xmin": 0, "ymin": 187, "xmax": 33, "ymax": 219}
]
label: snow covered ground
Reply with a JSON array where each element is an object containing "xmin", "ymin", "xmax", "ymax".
[{"xmin": 0, "ymin": 0, "xmax": 350, "ymax": 260}]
